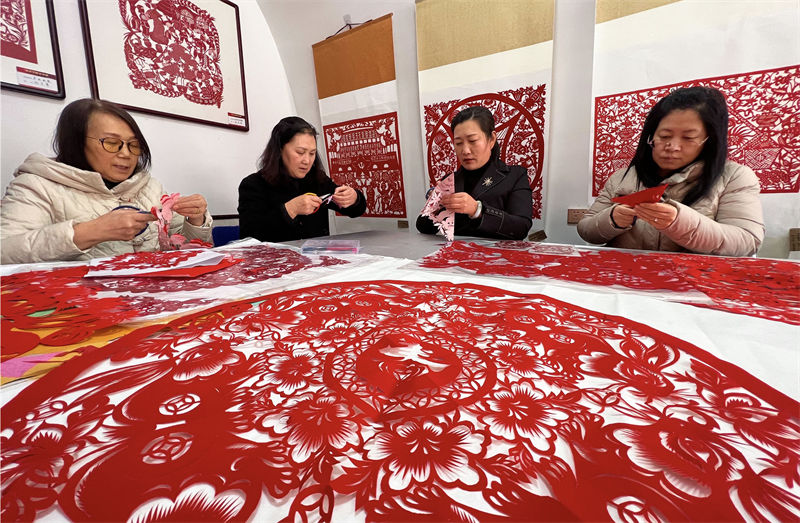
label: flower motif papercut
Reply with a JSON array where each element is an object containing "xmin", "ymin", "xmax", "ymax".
[
  {"xmin": 418, "ymin": 241, "xmax": 800, "ymax": 324},
  {"xmin": 2, "ymin": 280, "xmax": 797, "ymax": 522}
]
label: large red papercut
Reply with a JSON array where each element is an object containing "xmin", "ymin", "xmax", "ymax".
[
  {"xmin": 0, "ymin": 0, "xmax": 37, "ymax": 62},
  {"xmin": 593, "ymin": 65, "xmax": 800, "ymax": 195},
  {"xmin": 2, "ymin": 281, "xmax": 797, "ymax": 522},
  {"xmin": 418, "ymin": 242, "xmax": 800, "ymax": 324},
  {"xmin": 423, "ymin": 85, "xmax": 547, "ymax": 219},
  {"xmin": 119, "ymin": 0, "xmax": 224, "ymax": 107},
  {"xmin": 1, "ymin": 246, "xmax": 351, "ymax": 384},
  {"xmin": 323, "ymin": 112, "xmax": 407, "ymax": 218}
]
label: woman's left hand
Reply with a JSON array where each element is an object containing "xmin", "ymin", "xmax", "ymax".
[
  {"xmin": 441, "ymin": 192, "xmax": 478, "ymax": 216},
  {"xmin": 635, "ymin": 202, "xmax": 677, "ymax": 230},
  {"xmin": 172, "ymin": 194, "xmax": 208, "ymax": 226},
  {"xmin": 332, "ymin": 186, "xmax": 358, "ymax": 208}
]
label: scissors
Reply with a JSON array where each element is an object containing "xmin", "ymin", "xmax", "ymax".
[{"xmin": 112, "ymin": 205, "xmax": 152, "ymax": 236}]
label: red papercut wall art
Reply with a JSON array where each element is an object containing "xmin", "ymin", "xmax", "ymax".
[
  {"xmin": 424, "ymin": 85, "xmax": 547, "ymax": 219},
  {"xmin": 79, "ymin": 0, "xmax": 248, "ymax": 129},
  {"xmin": 0, "ymin": 0, "xmax": 37, "ymax": 62},
  {"xmin": 2, "ymin": 281, "xmax": 797, "ymax": 522},
  {"xmin": 418, "ymin": 242, "xmax": 800, "ymax": 325},
  {"xmin": 593, "ymin": 64, "xmax": 800, "ymax": 195},
  {"xmin": 119, "ymin": 0, "xmax": 223, "ymax": 107},
  {"xmin": 323, "ymin": 112, "xmax": 407, "ymax": 218}
]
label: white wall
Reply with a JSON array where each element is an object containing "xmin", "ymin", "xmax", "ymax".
[{"xmin": 1, "ymin": 0, "xmax": 294, "ymax": 217}]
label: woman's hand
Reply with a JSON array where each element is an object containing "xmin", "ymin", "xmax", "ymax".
[
  {"xmin": 611, "ymin": 204, "xmax": 637, "ymax": 228},
  {"xmin": 331, "ymin": 185, "xmax": 357, "ymax": 208},
  {"xmin": 285, "ymin": 193, "xmax": 322, "ymax": 218},
  {"xmin": 440, "ymin": 192, "xmax": 479, "ymax": 216},
  {"xmin": 172, "ymin": 194, "xmax": 208, "ymax": 226},
  {"xmin": 635, "ymin": 202, "xmax": 677, "ymax": 230},
  {"xmin": 73, "ymin": 209, "xmax": 156, "ymax": 250}
]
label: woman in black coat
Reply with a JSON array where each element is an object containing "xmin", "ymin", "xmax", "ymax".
[
  {"xmin": 416, "ymin": 106, "xmax": 532, "ymax": 240},
  {"xmin": 238, "ymin": 117, "xmax": 366, "ymax": 242}
]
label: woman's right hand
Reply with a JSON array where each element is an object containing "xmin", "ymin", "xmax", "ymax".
[
  {"xmin": 611, "ymin": 204, "xmax": 637, "ymax": 228},
  {"xmin": 72, "ymin": 209, "xmax": 156, "ymax": 250},
  {"xmin": 285, "ymin": 193, "xmax": 322, "ymax": 219}
]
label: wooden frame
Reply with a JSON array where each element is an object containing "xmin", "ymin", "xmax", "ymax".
[
  {"xmin": 1, "ymin": 0, "xmax": 65, "ymax": 99},
  {"xmin": 78, "ymin": 0, "xmax": 249, "ymax": 131}
]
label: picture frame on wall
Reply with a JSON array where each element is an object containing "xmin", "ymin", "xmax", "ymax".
[
  {"xmin": 78, "ymin": 0, "xmax": 249, "ymax": 131},
  {"xmin": 1, "ymin": 0, "xmax": 66, "ymax": 99}
]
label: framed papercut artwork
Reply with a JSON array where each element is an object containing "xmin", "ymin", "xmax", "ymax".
[
  {"xmin": 78, "ymin": 0, "xmax": 249, "ymax": 131},
  {"xmin": 1, "ymin": 0, "xmax": 65, "ymax": 98}
]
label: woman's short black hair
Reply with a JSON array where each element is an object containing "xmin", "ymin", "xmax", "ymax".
[
  {"xmin": 257, "ymin": 116, "xmax": 328, "ymax": 186},
  {"xmin": 450, "ymin": 105, "xmax": 501, "ymax": 160},
  {"xmin": 53, "ymin": 98, "xmax": 152, "ymax": 173},
  {"xmin": 627, "ymin": 86, "xmax": 728, "ymax": 206}
]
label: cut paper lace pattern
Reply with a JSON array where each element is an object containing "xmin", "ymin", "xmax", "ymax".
[
  {"xmin": 1, "ymin": 246, "xmax": 349, "ymax": 354},
  {"xmin": 323, "ymin": 112, "xmax": 407, "ymax": 218},
  {"xmin": 420, "ymin": 172, "xmax": 455, "ymax": 241},
  {"xmin": 2, "ymin": 281, "xmax": 797, "ymax": 522},
  {"xmin": 424, "ymin": 85, "xmax": 547, "ymax": 219},
  {"xmin": 121, "ymin": 0, "xmax": 224, "ymax": 106},
  {"xmin": 418, "ymin": 242, "xmax": 800, "ymax": 324},
  {"xmin": 593, "ymin": 65, "xmax": 800, "ymax": 195},
  {"xmin": 84, "ymin": 244, "xmax": 349, "ymax": 294}
]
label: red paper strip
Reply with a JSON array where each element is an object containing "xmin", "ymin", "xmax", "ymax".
[{"xmin": 611, "ymin": 184, "xmax": 668, "ymax": 206}]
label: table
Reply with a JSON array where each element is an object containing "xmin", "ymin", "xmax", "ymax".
[{"xmin": 1, "ymin": 237, "xmax": 798, "ymax": 522}]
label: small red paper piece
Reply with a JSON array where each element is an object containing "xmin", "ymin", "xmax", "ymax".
[{"xmin": 611, "ymin": 184, "xmax": 668, "ymax": 206}]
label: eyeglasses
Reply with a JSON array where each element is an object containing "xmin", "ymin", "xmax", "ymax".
[
  {"xmin": 647, "ymin": 136, "xmax": 708, "ymax": 150},
  {"xmin": 87, "ymin": 136, "xmax": 142, "ymax": 156}
]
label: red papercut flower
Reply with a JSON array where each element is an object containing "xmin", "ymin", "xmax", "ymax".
[
  {"xmin": 494, "ymin": 342, "xmax": 548, "ymax": 378},
  {"xmin": 366, "ymin": 418, "xmax": 487, "ymax": 491},
  {"xmin": 277, "ymin": 393, "xmax": 361, "ymax": 463},
  {"xmin": 172, "ymin": 342, "xmax": 241, "ymax": 381},
  {"xmin": 255, "ymin": 349, "xmax": 321, "ymax": 394},
  {"xmin": 481, "ymin": 383, "xmax": 569, "ymax": 451}
]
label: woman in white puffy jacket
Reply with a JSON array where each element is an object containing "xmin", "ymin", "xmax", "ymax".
[{"xmin": 1, "ymin": 98, "xmax": 212, "ymax": 264}]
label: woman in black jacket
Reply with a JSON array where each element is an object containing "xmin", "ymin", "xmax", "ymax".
[
  {"xmin": 416, "ymin": 106, "xmax": 532, "ymax": 240},
  {"xmin": 238, "ymin": 116, "xmax": 366, "ymax": 242}
]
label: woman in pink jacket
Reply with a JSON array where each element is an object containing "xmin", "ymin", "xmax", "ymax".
[{"xmin": 578, "ymin": 86, "xmax": 764, "ymax": 256}]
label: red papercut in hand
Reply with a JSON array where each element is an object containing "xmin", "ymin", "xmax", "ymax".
[{"xmin": 612, "ymin": 184, "xmax": 668, "ymax": 206}]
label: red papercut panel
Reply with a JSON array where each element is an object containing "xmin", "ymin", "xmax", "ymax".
[
  {"xmin": 83, "ymin": 244, "xmax": 349, "ymax": 294},
  {"xmin": 593, "ymin": 65, "xmax": 800, "ymax": 195},
  {"xmin": 418, "ymin": 242, "xmax": 800, "ymax": 324},
  {"xmin": 323, "ymin": 112, "xmax": 407, "ymax": 218},
  {"xmin": 0, "ymin": 0, "xmax": 37, "ymax": 62},
  {"xmin": 0, "ymin": 266, "xmax": 138, "ymax": 348},
  {"xmin": 119, "ymin": 0, "xmax": 223, "ymax": 107},
  {"xmin": 2, "ymin": 281, "xmax": 797, "ymax": 522},
  {"xmin": 423, "ymin": 85, "xmax": 547, "ymax": 219}
]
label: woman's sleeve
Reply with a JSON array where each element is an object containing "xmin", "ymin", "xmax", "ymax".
[
  {"xmin": 661, "ymin": 165, "xmax": 764, "ymax": 256},
  {"xmin": 416, "ymin": 214, "xmax": 437, "ymax": 235},
  {"xmin": 0, "ymin": 175, "xmax": 86, "ymax": 264},
  {"xmin": 326, "ymin": 178, "xmax": 367, "ymax": 218},
  {"xmin": 238, "ymin": 175, "xmax": 297, "ymax": 242},
  {"xmin": 577, "ymin": 171, "xmax": 629, "ymax": 245},
  {"xmin": 474, "ymin": 167, "xmax": 532, "ymax": 240}
]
